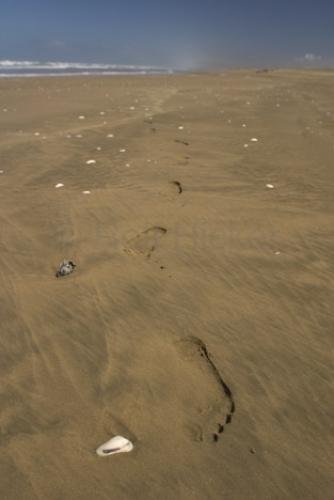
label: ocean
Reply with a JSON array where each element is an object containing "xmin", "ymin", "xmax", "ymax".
[{"xmin": 0, "ymin": 60, "xmax": 174, "ymax": 77}]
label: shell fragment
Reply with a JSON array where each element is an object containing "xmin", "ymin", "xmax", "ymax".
[{"xmin": 96, "ymin": 436, "xmax": 134, "ymax": 457}]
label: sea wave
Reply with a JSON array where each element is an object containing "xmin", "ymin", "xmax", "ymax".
[{"xmin": 0, "ymin": 60, "xmax": 173, "ymax": 76}]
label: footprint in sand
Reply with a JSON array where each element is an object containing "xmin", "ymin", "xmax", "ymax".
[
  {"xmin": 158, "ymin": 180, "xmax": 183, "ymax": 200},
  {"xmin": 170, "ymin": 180, "xmax": 183, "ymax": 194},
  {"xmin": 98, "ymin": 335, "xmax": 234, "ymax": 452},
  {"xmin": 124, "ymin": 226, "xmax": 167, "ymax": 257},
  {"xmin": 176, "ymin": 336, "xmax": 235, "ymax": 443}
]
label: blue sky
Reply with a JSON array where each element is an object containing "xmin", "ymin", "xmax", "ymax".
[{"xmin": 1, "ymin": 0, "xmax": 334, "ymax": 68}]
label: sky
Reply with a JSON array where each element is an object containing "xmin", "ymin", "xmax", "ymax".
[{"xmin": 0, "ymin": 0, "xmax": 334, "ymax": 69}]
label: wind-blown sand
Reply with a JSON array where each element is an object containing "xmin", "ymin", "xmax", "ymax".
[{"xmin": 0, "ymin": 71, "xmax": 333, "ymax": 499}]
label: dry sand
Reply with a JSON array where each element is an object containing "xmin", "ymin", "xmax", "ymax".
[{"xmin": 0, "ymin": 70, "xmax": 333, "ymax": 499}]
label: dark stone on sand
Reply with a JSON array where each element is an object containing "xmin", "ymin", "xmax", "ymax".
[{"xmin": 56, "ymin": 260, "xmax": 76, "ymax": 278}]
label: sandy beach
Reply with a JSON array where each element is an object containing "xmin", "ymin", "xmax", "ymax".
[{"xmin": 0, "ymin": 70, "xmax": 333, "ymax": 499}]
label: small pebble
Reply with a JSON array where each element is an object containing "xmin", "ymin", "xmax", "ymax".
[
  {"xmin": 107, "ymin": 134, "xmax": 114, "ymax": 138},
  {"xmin": 78, "ymin": 115, "xmax": 85, "ymax": 120},
  {"xmin": 56, "ymin": 260, "xmax": 76, "ymax": 277},
  {"xmin": 82, "ymin": 190, "xmax": 91, "ymax": 194},
  {"xmin": 178, "ymin": 126, "xmax": 184, "ymax": 130},
  {"xmin": 86, "ymin": 159, "xmax": 96, "ymax": 165},
  {"xmin": 119, "ymin": 149, "xmax": 126, "ymax": 153},
  {"xmin": 266, "ymin": 183, "xmax": 274, "ymax": 189},
  {"xmin": 55, "ymin": 183, "xmax": 64, "ymax": 188},
  {"xmin": 250, "ymin": 137, "xmax": 258, "ymax": 142}
]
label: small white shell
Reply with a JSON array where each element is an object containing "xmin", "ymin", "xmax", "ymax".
[
  {"xmin": 86, "ymin": 159, "xmax": 96, "ymax": 165},
  {"xmin": 55, "ymin": 183, "xmax": 64, "ymax": 188},
  {"xmin": 96, "ymin": 436, "xmax": 133, "ymax": 457},
  {"xmin": 250, "ymin": 137, "xmax": 258, "ymax": 142},
  {"xmin": 266, "ymin": 183, "xmax": 274, "ymax": 189}
]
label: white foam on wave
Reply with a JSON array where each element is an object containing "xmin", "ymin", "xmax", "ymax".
[{"xmin": 0, "ymin": 60, "xmax": 174, "ymax": 77}]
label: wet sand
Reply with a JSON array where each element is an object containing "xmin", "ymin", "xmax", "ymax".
[{"xmin": 0, "ymin": 70, "xmax": 333, "ymax": 499}]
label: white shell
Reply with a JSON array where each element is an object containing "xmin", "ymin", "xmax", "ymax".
[
  {"xmin": 55, "ymin": 183, "xmax": 64, "ymax": 188},
  {"xmin": 96, "ymin": 436, "xmax": 133, "ymax": 457},
  {"xmin": 266, "ymin": 183, "xmax": 274, "ymax": 189},
  {"xmin": 86, "ymin": 159, "xmax": 96, "ymax": 165},
  {"xmin": 250, "ymin": 137, "xmax": 258, "ymax": 142}
]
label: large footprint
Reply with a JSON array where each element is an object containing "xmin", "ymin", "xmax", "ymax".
[
  {"xmin": 99, "ymin": 333, "xmax": 234, "ymax": 449},
  {"xmin": 177, "ymin": 336, "xmax": 235, "ymax": 442}
]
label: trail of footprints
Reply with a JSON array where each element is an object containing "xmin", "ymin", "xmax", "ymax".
[
  {"xmin": 123, "ymin": 181, "xmax": 235, "ymax": 444},
  {"xmin": 56, "ymin": 177, "xmax": 234, "ymax": 446}
]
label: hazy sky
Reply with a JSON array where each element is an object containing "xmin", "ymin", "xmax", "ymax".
[{"xmin": 1, "ymin": 0, "xmax": 333, "ymax": 68}]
